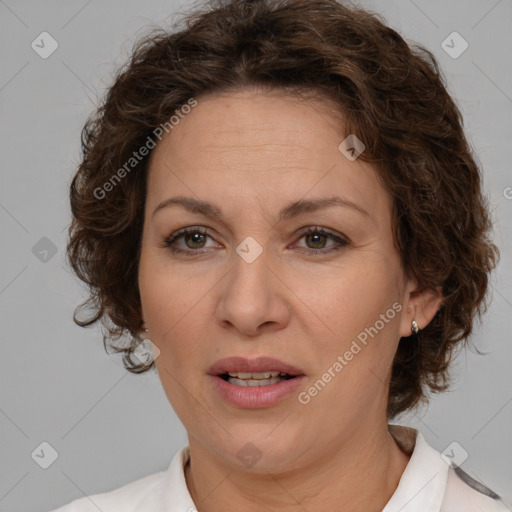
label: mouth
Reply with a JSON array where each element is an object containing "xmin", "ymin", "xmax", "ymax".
[
  {"xmin": 209, "ymin": 356, "xmax": 304, "ymax": 379},
  {"xmin": 218, "ymin": 371, "xmax": 297, "ymax": 387},
  {"xmin": 208, "ymin": 356, "xmax": 307, "ymax": 408}
]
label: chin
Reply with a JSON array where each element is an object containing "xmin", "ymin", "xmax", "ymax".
[{"xmin": 215, "ymin": 430, "xmax": 305, "ymax": 472}]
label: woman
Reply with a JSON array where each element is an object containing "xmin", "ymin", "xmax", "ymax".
[{"xmin": 54, "ymin": 0, "xmax": 506, "ymax": 510}]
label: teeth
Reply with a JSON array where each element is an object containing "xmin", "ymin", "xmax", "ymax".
[
  {"xmin": 223, "ymin": 371, "xmax": 294, "ymax": 387},
  {"xmin": 227, "ymin": 377, "xmax": 285, "ymax": 387},
  {"xmin": 227, "ymin": 371, "xmax": 286, "ymax": 379}
]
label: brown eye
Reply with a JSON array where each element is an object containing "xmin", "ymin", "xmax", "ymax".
[
  {"xmin": 164, "ymin": 227, "xmax": 216, "ymax": 255},
  {"xmin": 294, "ymin": 227, "xmax": 349, "ymax": 255},
  {"xmin": 305, "ymin": 232, "xmax": 328, "ymax": 249},
  {"xmin": 182, "ymin": 232, "xmax": 208, "ymax": 249}
]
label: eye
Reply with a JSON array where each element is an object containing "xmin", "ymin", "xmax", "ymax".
[
  {"xmin": 163, "ymin": 226, "xmax": 349, "ymax": 257},
  {"xmin": 293, "ymin": 226, "xmax": 349, "ymax": 255},
  {"xmin": 163, "ymin": 227, "xmax": 217, "ymax": 255}
]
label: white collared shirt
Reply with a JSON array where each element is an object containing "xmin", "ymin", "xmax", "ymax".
[{"xmin": 51, "ymin": 425, "xmax": 508, "ymax": 511}]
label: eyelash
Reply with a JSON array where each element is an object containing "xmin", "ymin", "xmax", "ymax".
[{"xmin": 163, "ymin": 226, "xmax": 349, "ymax": 256}]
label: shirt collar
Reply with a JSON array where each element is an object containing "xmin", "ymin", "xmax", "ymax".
[
  {"xmin": 383, "ymin": 424, "xmax": 449, "ymax": 512},
  {"xmin": 158, "ymin": 444, "xmax": 196, "ymax": 510},
  {"xmin": 157, "ymin": 425, "xmax": 448, "ymax": 511}
]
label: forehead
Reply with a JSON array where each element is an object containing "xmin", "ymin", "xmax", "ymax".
[{"xmin": 146, "ymin": 90, "xmax": 391, "ymax": 221}]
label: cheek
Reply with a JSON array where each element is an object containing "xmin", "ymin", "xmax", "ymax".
[
  {"xmin": 142, "ymin": 262, "xmax": 212, "ymax": 418},
  {"xmin": 298, "ymin": 255, "xmax": 401, "ymax": 355},
  {"xmin": 139, "ymin": 246, "xmax": 212, "ymax": 320},
  {"xmin": 138, "ymin": 253, "xmax": 212, "ymax": 366},
  {"xmin": 300, "ymin": 262, "xmax": 401, "ymax": 412}
]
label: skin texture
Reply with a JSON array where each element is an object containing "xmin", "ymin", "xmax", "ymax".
[{"xmin": 137, "ymin": 88, "xmax": 443, "ymax": 512}]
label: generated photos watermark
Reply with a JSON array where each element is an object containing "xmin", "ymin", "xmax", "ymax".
[
  {"xmin": 298, "ymin": 301, "xmax": 403, "ymax": 405},
  {"xmin": 93, "ymin": 97, "xmax": 198, "ymax": 200}
]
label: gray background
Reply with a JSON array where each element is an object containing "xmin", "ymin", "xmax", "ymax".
[{"xmin": 0, "ymin": 0, "xmax": 511, "ymax": 510}]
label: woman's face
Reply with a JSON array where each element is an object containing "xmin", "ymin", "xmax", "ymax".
[{"xmin": 138, "ymin": 89, "xmax": 433, "ymax": 471}]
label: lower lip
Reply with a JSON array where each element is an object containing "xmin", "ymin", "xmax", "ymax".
[{"xmin": 208, "ymin": 375, "xmax": 306, "ymax": 408}]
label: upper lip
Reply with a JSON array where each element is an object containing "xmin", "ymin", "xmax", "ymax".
[{"xmin": 208, "ymin": 356, "xmax": 305, "ymax": 376}]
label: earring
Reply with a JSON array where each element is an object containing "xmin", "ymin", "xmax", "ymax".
[
  {"xmin": 411, "ymin": 320, "xmax": 420, "ymax": 335},
  {"xmin": 134, "ymin": 323, "xmax": 155, "ymax": 364}
]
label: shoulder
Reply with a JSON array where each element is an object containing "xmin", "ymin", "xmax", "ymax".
[
  {"xmin": 386, "ymin": 424, "xmax": 508, "ymax": 512},
  {"xmin": 49, "ymin": 470, "xmax": 166, "ymax": 512},
  {"xmin": 49, "ymin": 445, "xmax": 193, "ymax": 512},
  {"xmin": 441, "ymin": 465, "xmax": 509, "ymax": 512}
]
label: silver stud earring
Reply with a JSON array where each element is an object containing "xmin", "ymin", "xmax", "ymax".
[{"xmin": 411, "ymin": 320, "xmax": 420, "ymax": 335}]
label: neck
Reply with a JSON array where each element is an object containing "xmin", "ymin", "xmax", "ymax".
[{"xmin": 184, "ymin": 424, "xmax": 411, "ymax": 512}]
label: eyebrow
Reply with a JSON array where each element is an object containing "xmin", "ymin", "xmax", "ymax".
[{"xmin": 152, "ymin": 195, "xmax": 369, "ymax": 221}]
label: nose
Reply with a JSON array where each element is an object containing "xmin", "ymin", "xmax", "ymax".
[{"xmin": 215, "ymin": 243, "xmax": 291, "ymax": 337}]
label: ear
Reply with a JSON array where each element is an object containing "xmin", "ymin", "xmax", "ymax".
[
  {"xmin": 139, "ymin": 323, "xmax": 148, "ymax": 338},
  {"xmin": 137, "ymin": 307, "xmax": 148, "ymax": 338},
  {"xmin": 398, "ymin": 274, "xmax": 443, "ymax": 338}
]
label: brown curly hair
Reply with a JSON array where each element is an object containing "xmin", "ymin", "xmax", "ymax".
[{"xmin": 66, "ymin": 0, "xmax": 499, "ymax": 418}]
